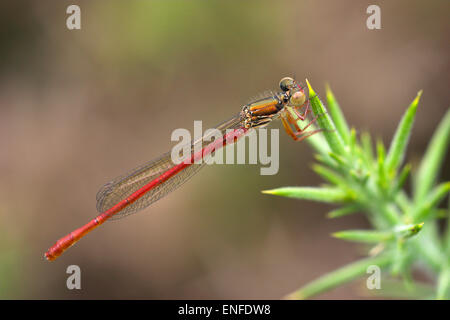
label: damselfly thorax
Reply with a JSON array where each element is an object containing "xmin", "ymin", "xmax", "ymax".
[{"xmin": 242, "ymin": 77, "xmax": 308, "ymax": 130}]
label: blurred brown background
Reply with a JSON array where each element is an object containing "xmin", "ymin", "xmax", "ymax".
[{"xmin": 0, "ymin": 0, "xmax": 448, "ymax": 299}]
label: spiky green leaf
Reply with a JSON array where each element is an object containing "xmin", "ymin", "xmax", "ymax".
[
  {"xmin": 262, "ymin": 187, "xmax": 349, "ymax": 203},
  {"xmin": 333, "ymin": 230, "xmax": 393, "ymax": 243},
  {"xmin": 385, "ymin": 91, "xmax": 422, "ymax": 175},
  {"xmin": 327, "ymin": 204, "xmax": 361, "ymax": 218},
  {"xmin": 284, "ymin": 253, "xmax": 393, "ymax": 299},
  {"xmin": 306, "ymin": 79, "xmax": 346, "ymax": 155},
  {"xmin": 413, "ymin": 182, "xmax": 450, "ymax": 222},
  {"xmin": 414, "ymin": 109, "xmax": 450, "ymax": 204},
  {"xmin": 325, "ymin": 84, "xmax": 350, "ymax": 143}
]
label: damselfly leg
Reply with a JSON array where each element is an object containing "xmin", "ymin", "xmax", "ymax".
[{"xmin": 281, "ymin": 111, "xmax": 324, "ymax": 142}]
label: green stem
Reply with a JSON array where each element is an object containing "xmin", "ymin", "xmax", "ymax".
[
  {"xmin": 414, "ymin": 109, "xmax": 450, "ymax": 204},
  {"xmin": 385, "ymin": 91, "xmax": 422, "ymax": 175},
  {"xmin": 325, "ymin": 84, "xmax": 350, "ymax": 144},
  {"xmin": 436, "ymin": 265, "xmax": 450, "ymax": 300},
  {"xmin": 284, "ymin": 253, "xmax": 393, "ymax": 299},
  {"xmin": 262, "ymin": 186, "xmax": 350, "ymax": 203},
  {"xmin": 306, "ymin": 79, "xmax": 346, "ymax": 155},
  {"xmin": 445, "ymin": 197, "xmax": 450, "ymax": 256}
]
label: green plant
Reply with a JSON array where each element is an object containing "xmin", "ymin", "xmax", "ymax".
[{"xmin": 263, "ymin": 80, "xmax": 450, "ymax": 299}]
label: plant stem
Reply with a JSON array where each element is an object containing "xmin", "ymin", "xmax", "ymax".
[
  {"xmin": 284, "ymin": 253, "xmax": 393, "ymax": 299},
  {"xmin": 436, "ymin": 265, "xmax": 450, "ymax": 300},
  {"xmin": 306, "ymin": 79, "xmax": 346, "ymax": 155},
  {"xmin": 414, "ymin": 109, "xmax": 450, "ymax": 204}
]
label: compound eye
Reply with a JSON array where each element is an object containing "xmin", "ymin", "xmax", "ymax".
[
  {"xmin": 290, "ymin": 90, "xmax": 306, "ymax": 107},
  {"xmin": 279, "ymin": 77, "xmax": 295, "ymax": 92}
]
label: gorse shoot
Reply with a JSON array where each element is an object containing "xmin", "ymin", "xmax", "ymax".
[{"xmin": 264, "ymin": 80, "xmax": 450, "ymax": 300}]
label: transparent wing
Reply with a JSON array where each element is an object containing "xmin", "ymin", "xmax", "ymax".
[{"xmin": 96, "ymin": 112, "xmax": 245, "ymax": 220}]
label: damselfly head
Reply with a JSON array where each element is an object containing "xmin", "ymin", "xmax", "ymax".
[
  {"xmin": 279, "ymin": 77, "xmax": 306, "ymax": 107},
  {"xmin": 279, "ymin": 77, "xmax": 296, "ymax": 92}
]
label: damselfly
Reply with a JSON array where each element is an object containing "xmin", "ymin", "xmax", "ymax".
[{"xmin": 45, "ymin": 77, "xmax": 321, "ymax": 261}]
